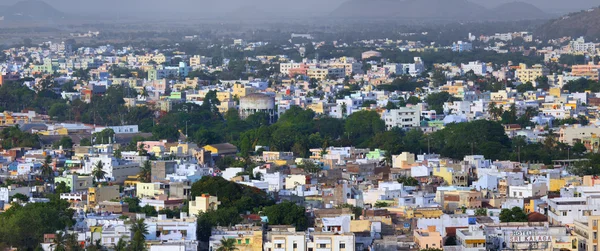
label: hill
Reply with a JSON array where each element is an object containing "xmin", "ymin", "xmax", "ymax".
[
  {"xmin": 0, "ymin": 0, "xmax": 66, "ymax": 22},
  {"xmin": 331, "ymin": 0, "xmax": 549, "ymax": 21},
  {"xmin": 537, "ymin": 7, "xmax": 600, "ymax": 39},
  {"xmin": 489, "ymin": 2, "xmax": 550, "ymax": 20}
]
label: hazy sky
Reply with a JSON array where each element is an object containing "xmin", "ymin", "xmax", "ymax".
[{"xmin": 0, "ymin": 0, "xmax": 598, "ymax": 15}]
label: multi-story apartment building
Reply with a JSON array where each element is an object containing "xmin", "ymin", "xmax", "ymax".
[
  {"xmin": 87, "ymin": 185, "xmax": 120, "ymax": 207},
  {"xmin": 263, "ymin": 227, "xmax": 355, "ymax": 251},
  {"xmin": 382, "ymin": 107, "xmax": 420, "ymax": 130},
  {"xmin": 516, "ymin": 64, "xmax": 549, "ymax": 83},
  {"xmin": 461, "ymin": 61, "xmax": 487, "ymax": 76},
  {"xmin": 452, "ymin": 41, "xmax": 473, "ymax": 52},
  {"xmin": 571, "ymin": 63, "xmax": 600, "ymax": 81},
  {"xmin": 574, "ymin": 215, "xmax": 600, "ymax": 251},
  {"xmin": 548, "ymin": 195, "xmax": 600, "ymax": 225}
]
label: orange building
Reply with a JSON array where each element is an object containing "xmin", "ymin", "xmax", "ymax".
[
  {"xmin": 0, "ymin": 75, "xmax": 3, "ymax": 86},
  {"xmin": 572, "ymin": 63, "xmax": 600, "ymax": 81}
]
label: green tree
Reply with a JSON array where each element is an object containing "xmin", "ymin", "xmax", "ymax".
[
  {"xmin": 374, "ymin": 201, "xmax": 390, "ymax": 208},
  {"xmin": 262, "ymin": 201, "xmax": 308, "ymax": 231},
  {"xmin": 50, "ymin": 231, "xmax": 68, "ymax": 251},
  {"xmin": 10, "ymin": 193, "xmax": 29, "ymax": 202},
  {"xmin": 92, "ymin": 161, "xmax": 107, "ymax": 183},
  {"xmin": 338, "ymin": 204, "xmax": 363, "ymax": 218},
  {"xmin": 499, "ymin": 207, "xmax": 528, "ymax": 222},
  {"xmin": 52, "ymin": 136, "xmax": 73, "ymax": 149},
  {"xmin": 425, "ymin": 92, "xmax": 460, "ymax": 114},
  {"xmin": 80, "ymin": 138, "xmax": 92, "ymax": 146},
  {"xmin": 385, "ymin": 101, "xmax": 398, "ymax": 110},
  {"xmin": 54, "ymin": 181, "xmax": 71, "ymax": 194},
  {"xmin": 139, "ymin": 160, "xmax": 152, "ymax": 183},
  {"xmin": 345, "ymin": 110, "xmax": 385, "ymax": 147},
  {"xmin": 216, "ymin": 237, "xmax": 238, "ymax": 251},
  {"xmin": 152, "ymin": 124, "xmax": 179, "ymax": 142},
  {"xmin": 0, "ymin": 197, "xmax": 75, "ymax": 250},
  {"xmin": 397, "ymin": 176, "xmax": 419, "ymax": 186},
  {"xmin": 40, "ymin": 155, "xmax": 54, "ymax": 183},
  {"xmin": 475, "ymin": 208, "xmax": 488, "ymax": 216},
  {"xmin": 141, "ymin": 205, "xmax": 158, "ymax": 217},
  {"xmin": 572, "ymin": 142, "xmax": 587, "ymax": 156},
  {"xmin": 114, "ymin": 237, "xmax": 128, "ymax": 251},
  {"xmin": 129, "ymin": 219, "xmax": 149, "ymax": 251}
]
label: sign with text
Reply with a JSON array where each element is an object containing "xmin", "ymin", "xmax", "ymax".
[{"xmin": 509, "ymin": 231, "xmax": 552, "ymax": 243}]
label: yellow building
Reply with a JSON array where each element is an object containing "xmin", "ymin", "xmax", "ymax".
[
  {"xmin": 0, "ymin": 112, "xmax": 31, "ymax": 126},
  {"xmin": 202, "ymin": 143, "xmax": 238, "ymax": 156},
  {"xmin": 124, "ymin": 176, "xmax": 141, "ymax": 187},
  {"xmin": 414, "ymin": 226, "xmax": 442, "ymax": 250},
  {"xmin": 88, "ymin": 185, "xmax": 120, "ymax": 207},
  {"xmin": 136, "ymin": 182, "xmax": 167, "ymax": 198},
  {"xmin": 189, "ymin": 55, "xmax": 202, "ymax": 67},
  {"xmin": 549, "ymin": 88, "xmax": 562, "ymax": 98},
  {"xmin": 433, "ymin": 166, "xmax": 468, "ymax": 186},
  {"xmin": 213, "ymin": 226, "xmax": 263, "ymax": 251},
  {"xmin": 573, "ymin": 215, "xmax": 600, "ymax": 251},
  {"xmin": 152, "ymin": 54, "xmax": 166, "ymax": 64},
  {"xmin": 516, "ymin": 64, "xmax": 549, "ymax": 83},
  {"xmin": 216, "ymin": 91, "xmax": 232, "ymax": 102},
  {"xmin": 188, "ymin": 194, "xmax": 220, "ymax": 216},
  {"xmin": 38, "ymin": 127, "xmax": 69, "ymax": 136},
  {"xmin": 405, "ymin": 207, "xmax": 444, "ymax": 219},
  {"xmin": 307, "ymin": 68, "xmax": 329, "ymax": 80},
  {"xmin": 233, "ymin": 83, "xmax": 256, "ymax": 98}
]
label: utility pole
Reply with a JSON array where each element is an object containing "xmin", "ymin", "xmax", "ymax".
[{"xmin": 428, "ymin": 137, "xmax": 431, "ymax": 154}]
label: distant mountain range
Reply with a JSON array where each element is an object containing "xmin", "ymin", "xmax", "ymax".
[
  {"xmin": 0, "ymin": 0, "xmax": 67, "ymax": 22},
  {"xmin": 537, "ymin": 7, "xmax": 600, "ymax": 39},
  {"xmin": 331, "ymin": 0, "xmax": 551, "ymax": 21}
]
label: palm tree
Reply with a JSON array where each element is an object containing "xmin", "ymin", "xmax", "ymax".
[
  {"xmin": 129, "ymin": 219, "xmax": 149, "ymax": 251},
  {"xmin": 216, "ymin": 237, "xmax": 238, "ymax": 251},
  {"xmin": 114, "ymin": 237, "xmax": 128, "ymax": 251},
  {"xmin": 66, "ymin": 232, "xmax": 81, "ymax": 251},
  {"xmin": 51, "ymin": 231, "xmax": 67, "ymax": 251},
  {"xmin": 137, "ymin": 143, "xmax": 148, "ymax": 156},
  {"xmin": 40, "ymin": 155, "xmax": 54, "ymax": 183},
  {"xmin": 138, "ymin": 160, "xmax": 151, "ymax": 183},
  {"xmin": 92, "ymin": 160, "xmax": 107, "ymax": 183}
]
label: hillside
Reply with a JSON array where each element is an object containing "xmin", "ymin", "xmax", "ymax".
[
  {"xmin": 0, "ymin": 0, "xmax": 66, "ymax": 22},
  {"xmin": 331, "ymin": 0, "xmax": 549, "ymax": 21},
  {"xmin": 537, "ymin": 7, "xmax": 600, "ymax": 39},
  {"xmin": 489, "ymin": 2, "xmax": 550, "ymax": 20}
]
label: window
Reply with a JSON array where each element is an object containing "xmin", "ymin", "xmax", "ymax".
[
  {"xmin": 319, "ymin": 244, "xmax": 327, "ymax": 248},
  {"xmin": 276, "ymin": 244, "xmax": 282, "ymax": 248},
  {"xmin": 340, "ymin": 243, "xmax": 346, "ymax": 249},
  {"xmin": 245, "ymin": 239, "xmax": 250, "ymax": 244},
  {"xmin": 237, "ymin": 239, "xmax": 241, "ymax": 244},
  {"xmin": 563, "ymin": 211, "xmax": 567, "ymax": 216},
  {"xmin": 293, "ymin": 243, "xmax": 297, "ymax": 248}
]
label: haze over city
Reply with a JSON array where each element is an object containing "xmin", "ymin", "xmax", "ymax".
[{"xmin": 2, "ymin": 0, "xmax": 600, "ymax": 251}]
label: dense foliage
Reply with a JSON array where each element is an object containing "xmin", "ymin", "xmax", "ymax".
[
  {"xmin": 499, "ymin": 207, "xmax": 528, "ymax": 222},
  {"xmin": 192, "ymin": 176, "xmax": 274, "ymax": 242},
  {"xmin": 0, "ymin": 197, "xmax": 75, "ymax": 250},
  {"xmin": 262, "ymin": 201, "xmax": 308, "ymax": 231}
]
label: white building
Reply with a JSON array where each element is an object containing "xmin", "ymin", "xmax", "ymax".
[
  {"xmin": 382, "ymin": 107, "xmax": 420, "ymax": 130},
  {"xmin": 548, "ymin": 188, "xmax": 600, "ymax": 225},
  {"xmin": 461, "ymin": 61, "xmax": 487, "ymax": 76},
  {"xmin": 82, "ymin": 154, "xmax": 140, "ymax": 183}
]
